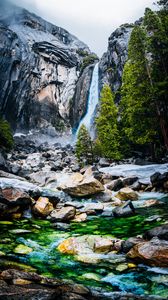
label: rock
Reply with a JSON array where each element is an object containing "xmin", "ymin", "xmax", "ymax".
[
  {"xmin": 115, "ymin": 187, "xmax": 139, "ymax": 201},
  {"xmin": 13, "ymin": 278, "xmax": 33, "ymax": 285},
  {"xmin": 60, "ymin": 172, "xmax": 104, "ymax": 197},
  {"xmin": 144, "ymin": 215, "xmax": 162, "ymax": 223},
  {"xmin": 28, "ymin": 171, "xmax": 57, "ymax": 187},
  {"xmin": 93, "ymin": 237, "xmax": 113, "ymax": 254},
  {"xmin": 50, "ymin": 206, "xmax": 76, "ymax": 222},
  {"xmin": 0, "ymin": 178, "xmax": 41, "ymax": 196},
  {"xmin": 122, "ymin": 237, "xmax": 145, "ymax": 253},
  {"xmin": 13, "ymin": 245, "xmax": 33, "ymax": 255},
  {"xmin": 72, "ymin": 213, "xmax": 87, "ymax": 222},
  {"xmin": 82, "ymin": 203, "xmax": 104, "ymax": 213},
  {"xmin": 98, "ymin": 158, "xmax": 110, "ymax": 167},
  {"xmin": 143, "ymin": 199, "xmax": 161, "ymax": 207},
  {"xmin": 106, "ymin": 179, "xmax": 124, "ymax": 191},
  {"xmin": 33, "ymin": 197, "xmax": 54, "ymax": 217},
  {"xmin": 127, "ymin": 237, "xmax": 168, "ymax": 267},
  {"xmin": 143, "ymin": 225, "xmax": 168, "ymax": 241},
  {"xmin": 9, "ymin": 229, "xmax": 32, "ymax": 234},
  {"xmin": 113, "ymin": 200, "xmax": 135, "ymax": 217},
  {"xmin": 57, "ymin": 235, "xmax": 116, "ymax": 256},
  {"xmin": 122, "ymin": 176, "xmax": 139, "ymax": 187},
  {"xmin": 81, "ymin": 273, "xmax": 101, "ymax": 281},
  {"xmin": 116, "ymin": 263, "xmax": 128, "ymax": 272},
  {"xmin": 150, "ymin": 171, "xmax": 168, "ymax": 189},
  {"xmin": 0, "ymin": 152, "xmax": 9, "ymax": 172},
  {"xmin": 0, "ymin": 187, "xmax": 31, "ymax": 207}
]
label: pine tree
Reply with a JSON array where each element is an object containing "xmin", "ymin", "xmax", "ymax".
[
  {"xmin": 75, "ymin": 124, "xmax": 93, "ymax": 165},
  {"xmin": 120, "ymin": 26, "xmax": 157, "ymax": 150},
  {"xmin": 0, "ymin": 116, "xmax": 14, "ymax": 151},
  {"xmin": 144, "ymin": 8, "xmax": 168, "ymax": 150},
  {"xmin": 96, "ymin": 85, "xmax": 122, "ymax": 160}
]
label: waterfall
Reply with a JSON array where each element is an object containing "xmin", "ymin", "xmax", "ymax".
[{"xmin": 76, "ymin": 62, "xmax": 99, "ymax": 138}]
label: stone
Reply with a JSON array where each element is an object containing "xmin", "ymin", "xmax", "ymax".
[
  {"xmin": 106, "ymin": 179, "xmax": 124, "ymax": 191},
  {"xmin": 113, "ymin": 200, "xmax": 135, "ymax": 217},
  {"xmin": 50, "ymin": 206, "xmax": 76, "ymax": 222},
  {"xmin": 13, "ymin": 278, "xmax": 33, "ymax": 285},
  {"xmin": 122, "ymin": 237, "xmax": 145, "ymax": 253},
  {"xmin": 98, "ymin": 158, "xmax": 110, "ymax": 167},
  {"xmin": 72, "ymin": 213, "xmax": 87, "ymax": 223},
  {"xmin": 13, "ymin": 245, "xmax": 33, "ymax": 255},
  {"xmin": 82, "ymin": 203, "xmax": 104, "ymax": 213},
  {"xmin": 59, "ymin": 171, "xmax": 104, "ymax": 197},
  {"xmin": 0, "ymin": 187, "xmax": 31, "ymax": 207},
  {"xmin": 116, "ymin": 263, "xmax": 128, "ymax": 272},
  {"xmin": 127, "ymin": 237, "xmax": 168, "ymax": 267},
  {"xmin": 81, "ymin": 273, "xmax": 101, "ymax": 281},
  {"xmin": 93, "ymin": 237, "xmax": 113, "ymax": 254},
  {"xmin": 28, "ymin": 171, "xmax": 57, "ymax": 187},
  {"xmin": 122, "ymin": 176, "xmax": 139, "ymax": 187},
  {"xmin": 143, "ymin": 225, "xmax": 168, "ymax": 241},
  {"xmin": 33, "ymin": 197, "xmax": 54, "ymax": 217},
  {"xmin": 58, "ymin": 235, "xmax": 115, "ymax": 256},
  {"xmin": 9, "ymin": 229, "xmax": 32, "ymax": 234},
  {"xmin": 115, "ymin": 187, "xmax": 139, "ymax": 201}
]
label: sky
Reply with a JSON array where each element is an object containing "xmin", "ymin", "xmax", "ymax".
[{"xmin": 10, "ymin": 0, "xmax": 155, "ymax": 56}]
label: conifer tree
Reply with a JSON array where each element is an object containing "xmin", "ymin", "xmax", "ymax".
[
  {"xmin": 0, "ymin": 116, "xmax": 14, "ymax": 151},
  {"xmin": 120, "ymin": 26, "xmax": 157, "ymax": 149},
  {"xmin": 96, "ymin": 85, "xmax": 122, "ymax": 160},
  {"xmin": 144, "ymin": 8, "xmax": 168, "ymax": 150},
  {"xmin": 75, "ymin": 124, "xmax": 93, "ymax": 165}
]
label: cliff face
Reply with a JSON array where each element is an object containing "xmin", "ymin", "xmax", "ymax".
[
  {"xmin": 0, "ymin": 2, "xmax": 95, "ymax": 133},
  {"xmin": 99, "ymin": 24, "xmax": 133, "ymax": 101}
]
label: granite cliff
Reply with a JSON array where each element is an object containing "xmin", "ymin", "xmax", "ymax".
[{"xmin": 0, "ymin": 1, "xmax": 97, "ymax": 134}]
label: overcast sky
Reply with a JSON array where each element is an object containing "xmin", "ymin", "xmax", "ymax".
[{"xmin": 10, "ymin": 0, "xmax": 155, "ymax": 56}]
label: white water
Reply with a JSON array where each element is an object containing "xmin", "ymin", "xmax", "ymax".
[{"xmin": 76, "ymin": 62, "xmax": 99, "ymax": 138}]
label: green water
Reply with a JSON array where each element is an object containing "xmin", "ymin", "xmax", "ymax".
[{"xmin": 0, "ymin": 199, "xmax": 168, "ymax": 298}]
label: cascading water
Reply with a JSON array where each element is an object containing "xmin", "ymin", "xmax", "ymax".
[{"xmin": 76, "ymin": 62, "xmax": 99, "ymax": 138}]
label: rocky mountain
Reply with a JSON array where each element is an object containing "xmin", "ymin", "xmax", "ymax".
[
  {"xmin": 0, "ymin": 1, "xmax": 97, "ymax": 134},
  {"xmin": 99, "ymin": 24, "xmax": 133, "ymax": 101}
]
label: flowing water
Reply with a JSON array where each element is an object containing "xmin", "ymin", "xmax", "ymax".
[
  {"xmin": 76, "ymin": 62, "xmax": 99, "ymax": 138},
  {"xmin": 0, "ymin": 195, "xmax": 168, "ymax": 298}
]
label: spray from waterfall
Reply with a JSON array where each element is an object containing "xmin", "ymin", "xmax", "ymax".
[{"xmin": 76, "ymin": 62, "xmax": 99, "ymax": 139}]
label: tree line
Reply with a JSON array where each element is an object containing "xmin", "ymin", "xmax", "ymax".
[{"xmin": 76, "ymin": 1, "xmax": 168, "ymax": 164}]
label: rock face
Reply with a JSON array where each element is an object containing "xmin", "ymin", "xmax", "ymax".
[
  {"xmin": 0, "ymin": 1, "xmax": 95, "ymax": 132},
  {"xmin": 99, "ymin": 24, "xmax": 133, "ymax": 99}
]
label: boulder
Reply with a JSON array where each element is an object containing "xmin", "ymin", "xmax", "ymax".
[
  {"xmin": 106, "ymin": 179, "xmax": 124, "ymax": 191},
  {"xmin": 98, "ymin": 158, "xmax": 110, "ymax": 167},
  {"xmin": 150, "ymin": 171, "xmax": 168, "ymax": 189},
  {"xmin": 33, "ymin": 197, "xmax": 54, "ymax": 217},
  {"xmin": 115, "ymin": 187, "xmax": 138, "ymax": 201},
  {"xmin": 60, "ymin": 171, "xmax": 104, "ymax": 197},
  {"xmin": 72, "ymin": 213, "xmax": 87, "ymax": 222},
  {"xmin": 13, "ymin": 245, "xmax": 33, "ymax": 255},
  {"xmin": 0, "ymin": 187, "xmax": 31, "ymax": 207},
  {"xmin": 122, "ymin": 237, "xmax": 145, "ymax": 253},
  {"xmin": 50, "ymin": 206, "xmax": 76, "ymax": 222},
  {"xmin": 58, "ymin": 235, "xmax": 117, "ymax": 256},
  {"xmin": 143, "ymin": 225, "xmax": 168, "ymax": 241},
  {"xmin": 113, "ymin": 200, "xmax": 135, "ymax": 217},
  {"xmin": 127, "ymin": 237, "xmax": 168, "ymax": 267},
  {"xmin": 28, "ymin": 171, "xmax": 57, "ymax": 187}
]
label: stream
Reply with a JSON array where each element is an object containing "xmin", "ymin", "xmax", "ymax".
[{"xmin": 0, "ymin": 193, "xmax": 168, "ymax": 298}]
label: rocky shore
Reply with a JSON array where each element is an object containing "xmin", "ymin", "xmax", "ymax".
[{"xmin": 0, "ymin": 136, "xmax": 168, "ymax": 299}]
